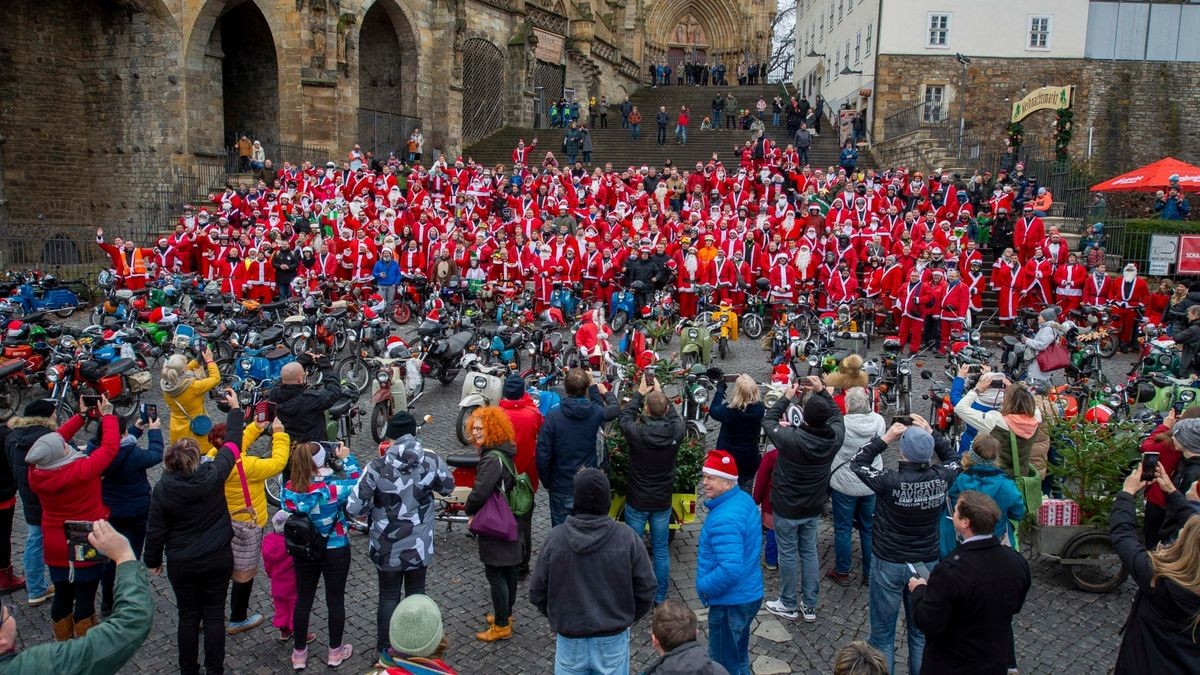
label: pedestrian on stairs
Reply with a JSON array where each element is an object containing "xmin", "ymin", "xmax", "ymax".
[
  {"xmin": 675, "ymin": 107, "xmax": 689, "ymax": 146},
  {"xmin": 712, "ymin": 92, "xmax": 725, "ymax": 129},
  {"xmin": 629, "ymin": 106, "xmax": 642, "ymax": 140},
  {"xmin": 598, "ymin": 96, "xmax": 609, "ymax": 129},
  {"xmin": 725, "ymin": 93, "xmax": 738, "ymax": 129},
  {"xmin": 620, "ymin": 96, "xmax": 633, "ymax": 129},
  {"xmin": 656, "ymin": 107, "xmax": 670, "ymax": 146}
]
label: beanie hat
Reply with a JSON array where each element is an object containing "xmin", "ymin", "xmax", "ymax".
[
  {"xmin": 502, "ymin": 374, "xmax": 526, "ymax": 401},
  {"xmin": 573, "ymin": 468, "xmax": 611, "ymax": 516},
  {"xmin": 1171, "ymin": 418, "xmax": 1200, "ymax": 451},
  {"xmin": 271, "ymin": 509, "xmax": 290, "ymax": 534},
  {"xmin": 900, "ymin": 427, "xmax": 935, "ymax": 463},
  {"xmin": 384, "ymin": 411, "xmax": 418, "ymax": 440},
  {"xmin": 23, "ymin": 398, "xmax": 57, "ymax": 419},
  {"xmin": 1040, "ymin": 307, "xmax": 1060, "ymax": 322},
  {"xmin": 702, "ymin": 450, "xmax": 738, "ymax": 480},
  {"xmin": 802, "ymin": 393, "xmax": 835, "ymax": 429},
  {"xmin": 25, "ymin": 432, "xmax": 84, "ymax": 470},
  {"xmin": 389, "ymin": 594, "xmax": 444, "ymax": 658}
]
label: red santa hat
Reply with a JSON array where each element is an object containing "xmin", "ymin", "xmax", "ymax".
[{"xmin": 702, "ymin": 450, "xmax": 738, "ymax": 481}]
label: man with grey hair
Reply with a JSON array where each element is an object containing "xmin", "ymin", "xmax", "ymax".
[
  {"xmin": 347, "ymin": 411, "xmax": 455, "ymax": 659},
  {"xmin": 826, "ymin": 387, "xmax": 886, "ymax": 587}
]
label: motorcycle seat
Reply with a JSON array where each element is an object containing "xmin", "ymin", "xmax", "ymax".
[
  {"xmin": 416, "ymin": 321, "xmax": 443, "ymax": 338},
  {"xmin": 446, "ymin": 331, "xmax": 475, "ymax": 355},
  {"xmin": 207, "ymin": 304, "xmax": 230, "ymax": 315},
  {"xmin": 265, "ymin": 345, "xmax": 291, "ymax": 360},
  {"xmin": 258, "ymin": 325, "xmax": 285, "ymax": 344},
  {"xmin": 0, "ymin": 359, "xmax": 25, "ymax": 378},
  {"xmin": 547, "ymin": 333, "xmax": 563, "ymax": 351},
  {"xmin": 446, "ymin": 453, "xmax": 480, "ymax": 469},
  {"xmin": 328, "ymin": 398, "xmax": 354, "ymax": 417},
  {"xmin": 325, "ymin": 307, "xmax": 348, "ymax": 319},
  {"xmin": 261, "ymin": 301, "xmax": 288, "ymax": 312},
  {"xmin": 2, "ymin": 338, "xmax": 23, "ymax": 348},
  {"xmin": 105, "ymin": 358, "xmax": 137, "ymax": 376},
  {"xmin": 882, "ymin": 338, "xmax": 901, "ymax": 350}
]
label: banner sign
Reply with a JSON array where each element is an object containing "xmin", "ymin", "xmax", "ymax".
[
  {"xmin": 1176, "ymin": 235, "xmax": 1200, "ymax": 275},
  {"xmin": 1011, "ymin": 85, "xmax": 1074, "ymax": 123},
  {"xmin": 1149, "ymin": 234, "xmax": 1179, "ymax": 276}
]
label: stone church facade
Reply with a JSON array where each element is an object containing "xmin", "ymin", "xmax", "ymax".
[{"xmin": 0, "ymin": 0, "xmax": 775, "ymax": 234}]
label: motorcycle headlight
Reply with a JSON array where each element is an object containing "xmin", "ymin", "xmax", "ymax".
[
  {"xmin": 1108, "ymin": 397, "xmax": 1122, "ymax": 408},
  {"xmin": 347, "ymin": 332, "xmax": 357, "ymax": 342},
  {"xmin": 688, "ymin": 328, "xmax": 698, "ymax": 339},
  {"xmin": 376, "ymin": 370, "xmax": 390, "ymax": 384},
  {"xmin": 692, "ymin": 387, "xmax": 709, "ymax": 405},
  {"xmin": 472, "ymin": 376, "xmax": 487, "ymax": 390},
  {"xmin": 899, "ymin": 365, "xmax": 911, "ymax": 376},
  {"xmin": 807, "ymin": 355, "xmax": 819, "ymax": 367},
  {"xmin": 302, "ymin": 326, "xmax": 313, "ymax": 337},
  {"xmin": 46, "ymin": 368, "xmax": 59, "ymax": 383},
  {"xmin": 1180, "ymin": 390, "xmax": 1196, "ymax": 403},
  {"xmin": 239, "ymin": 359, "xmax": 252, "ymax": 372}
]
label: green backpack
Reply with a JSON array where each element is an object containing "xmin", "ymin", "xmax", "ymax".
[{"xmin": 490, "ymin": 451, "xmax": 534, "ymax": 517}]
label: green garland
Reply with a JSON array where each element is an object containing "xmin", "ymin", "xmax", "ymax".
[
  {"xmin": 605, "ymin": 426, "xmax": 705, "ymax": 496},
  {"xmin": 1054, "ymin": 109, "xmax": 1073, "ymax": 162},
  {"xmin": 1006, "ymin": 121, "xmax": 1025, "ymax": 154}
]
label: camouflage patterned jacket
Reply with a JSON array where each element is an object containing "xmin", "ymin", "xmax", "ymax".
[{"xmin": 347, "ymin": 435, "xmax": 455, "ymax": 571}]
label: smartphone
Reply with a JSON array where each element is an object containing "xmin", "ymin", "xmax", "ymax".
[
  {"xmin": 146, "ymin": 404, "xmax": 157, "ymax": 423},
  {"xmin": 724, "ymin": 374, "xmax": 740, "ymax": 383},
  {"xmin": 967, "ymin": 364, "xmax": 982, "ymax": 375},
  {"xmin": 892, "ymin": 414, "xmax": 913, "ymax": 426},
  {"xmin": 139, "ymin": 403, "xmax": 149, "ymax": 424},
  {"xmin": 81, "ymin": 394, "xmax": 102, "ymax": 410},
  {"xmin": 644, "ymin": 366, "xmax": 656, "ymax": 387},
  {"xmin": 255, "ymin": 401, "xmax": 276, "ymax": 425},
  {"xmin": 1141, "ymin": 452, "xmax": 1160, "ymax": 482},
  {"xmin": 906, "ymin": 561, "xmax": 931, "ymax": 581},
  {"xmin": 64, "ymin": 521, "xmax": 107, "ymax": 564}
]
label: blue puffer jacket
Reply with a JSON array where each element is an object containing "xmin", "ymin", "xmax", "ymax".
[
  {"xmin": 372, "ymin": 258, "xmax": 401, "ymax": 286},
  {"xmin": 696, "ymin": 486, "xmax": 764, "ymax": 607},
  {"xmin": 950, "ymin": 376, "xmax": 995, "ymax": 454},
  {"xmin": 86, "ymin": 426, "xmax": 164, "ymax": 519},
  {"xmin": 939, "ymin": 464, "xmax": 1025, "ymax": 557},
  {"xmin": 535, "ymin": 387, "xmax": 619, "ymax": 495}
]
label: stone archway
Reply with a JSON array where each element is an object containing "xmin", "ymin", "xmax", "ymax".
[
  {"xmin": 645, "ymin": 0, "xmax": 745, "ymax": 64},
  {"xmin": 461, "ymin": 38, "xmax": 506, "ymax": 146},
  {"xmin": 220, "ymin": 2, "xmax": 279, "ymax": 148},
  {"xmin": 356, "ymin": 0, "xmax": 421, "ymax": 157}
]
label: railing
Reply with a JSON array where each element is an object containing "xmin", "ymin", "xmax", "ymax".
[{"xmin": 357, "ymin": 109, "xmax": 423, "ymax": 161}]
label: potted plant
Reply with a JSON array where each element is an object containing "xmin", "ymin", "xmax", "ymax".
[{"xmin": 605, "ymin": 428, "xmax": 704, "ymax": 542}]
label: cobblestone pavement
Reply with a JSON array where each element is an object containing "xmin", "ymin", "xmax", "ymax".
[{"xmin": 6, "ymin": 321, "xmax": 1138, "ymax": 674}]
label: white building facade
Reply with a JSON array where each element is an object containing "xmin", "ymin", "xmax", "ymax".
[{"xmin": 793, "ymin": 0, "xmax": 881, "ymax": 118}]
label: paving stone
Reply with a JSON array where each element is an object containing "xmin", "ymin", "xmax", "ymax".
[
  {"xmin": 754, "ymin": 617, "xmax": 794, "ymax": 643},
  {"xmin": 753, "ymin": 654, "xmax": 793, "ymax": 674}
]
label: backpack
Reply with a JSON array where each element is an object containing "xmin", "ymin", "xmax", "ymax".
[
  {"xmin": 491, "ymin": 451, "xmax": 533, "ymax": 518},
  {"xmin": 283, "ymin": 511, "xmax": 328, "ymax": 561}
]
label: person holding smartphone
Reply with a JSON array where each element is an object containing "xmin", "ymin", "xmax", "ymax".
[
  {"xmin": 952, "ymin": 368, "xmax": 1049, "ymax": 482},
  {"xmin": 25, "ymin": 396, "xmax": 121, "ymax": 641},
  {"xmin": 161, "ymin": 346, "xmax": 221, "ymax": 447}
]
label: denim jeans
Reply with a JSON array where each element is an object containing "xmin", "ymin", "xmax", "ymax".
[
  {"xmin": 554, "ymin": 630, "xmax": 629, "ymax": 675},
  {"xmin": 630, "ymin": 124, "xmax": 640, "ymax": 139},
  {"xmin": 773, "ymin": 513, "xmax": 820, "ymax": 609},
  {"xmin": 713, "ymin": 110, "xmax": 722, "ymax": 127},
  {"xmin": 675, "ymin": 125, "xmax": 687, "ymax": 145},
  {"xmin": 549, "ymin": 491, "xmax": 575, "ymax": 527},
  {"xmin": 831, "ymin": 491, "xmax": 875, "ymax": 577},
  {"xmin": 708, "ymin": 599, "xmax": 760, "ymax": 675},
  {"xmin": 763, "ymin": 528, "xmax": 777, "ymax": 567},
  {"xmin": 869, "ymin": 558, "xmax": 934, "ymax": 675},
  {"xmin": 623, "ymin": 506, "xmax": 670, "ymax": 603},
  {"xmin": 772, "ymin": 112, "xmax": 781, "ymax": 126},
  {"xmin": 24, "ymin": 524, "xmax": 48, "ymax": 597}
]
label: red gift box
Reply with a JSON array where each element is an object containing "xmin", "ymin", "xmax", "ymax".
[{"xmin": 1038, "ymin": 499, "xmax": 1081, "ymax": 527}]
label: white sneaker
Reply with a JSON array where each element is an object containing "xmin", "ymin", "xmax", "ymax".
[
  {"xmin": 764, "ymin": 599, "xmax": 798, "ymax": 620},
  {"xmin": 799, "ymin": 602, "xmax": 817, "ymax": 623}
]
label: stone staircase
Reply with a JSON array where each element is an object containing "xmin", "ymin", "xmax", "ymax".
[{"xmin": 464, "ymin": 84, "xmax": 873, "ymax": 171}]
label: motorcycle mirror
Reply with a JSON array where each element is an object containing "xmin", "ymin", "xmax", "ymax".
[{"xmin": 920, "ymin": 370, "xmax": 933, "ymax": 380}]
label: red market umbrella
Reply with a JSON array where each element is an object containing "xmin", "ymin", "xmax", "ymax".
[{"xmin": 1090, "ymin": 157, "xmax": 1200, "ymax": 192}]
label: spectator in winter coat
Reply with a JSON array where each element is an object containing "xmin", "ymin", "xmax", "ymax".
[
  {"xmin": 85, "ymin": 418, "xmax": 163, "ymax": 615},
  {"xmin": 826, "ymin": 387, "xmax": 886, "ymax": 587},
  {"xmin": 27, "ymin": 397, "xmax": 121, "ymax": 642},
  {"xmin": 347, "ymin": 411, "xmax": 454, "ymax": 659},
  {"xmin": 372, "ymin": 249, "xmax": 402, "ymax": 306},
  {"xmin": 529, "ymin": 469, "xmax": 656, "ymax": 670},
  {"xmin": 261, "ymin": 511, "xmax": 304, "ymax": 643},
  {"xmin": 1110, "ymin": 466, "xmax": 1200, "ymax": 675},
  {"xmin": 0, "ymin": 421, "xmax": 18, "ymax": 596},
  {"xmin": 620, "ymin": 380, "xmax": 685, "ymax": 605},
  {"xmin": 271, "ymin": 356, "xmax": 348, "ymax": 443},
  {"xmin": 761, "ymin": 376, "xmax": 845, "ymax": 623},
  {"xmin": 850, "ymin": 414, "xmax": 961, "ymax": 675},
  {"xmin": 535, "ymin": 368, "xmax": 618, "ymax": 526},
  {"xmin": 498, "ymin": 375, "xmax": 543, "ymax": 575},
  {"xmin": 4, "ymin": 398, "xmax": 59, "ymax": 606},
  {"xmin": 1171, "ymin": 305, "xmax": 1200, "ymax": 376},
  {"xmin": 145, "ymin": 391, "xmax": 243, "ymax": 675},
  {"xmin": 696, "ymin": 450, "xmax": 763, "ymax": 675},
  {"xmin": 161, "ymin": 347, "xmax": 221, "ymax": 448},
  {"xmin": 708, "ymin": 372, "xmax": 766, "ymax": 493},
  {"xmin": 642, "ymin": 599, "xmax": 730, "ymax": 675},
  {"xmin": 1139, "ymin": 410, "xmax": 1197, "ymax": 549},
  {"xmin": 911, "ymin": 491, "xmax": 1031, "ymax": 674},
  {"xmin": 954, "ymin": 374, "xmax": 1048, "ymax": 480},
  {"xmin": 1160, "ymin": 418, "xmax": 1200, "ymax": 545},
  {"xmin": 939, "ymin": 435, "xmax": 1025, "ymax": 559}
]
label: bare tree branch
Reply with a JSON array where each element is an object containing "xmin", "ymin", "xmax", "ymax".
[{"xmin": 767, "ymin": 5, "xmax": 796, "ymax": 84}]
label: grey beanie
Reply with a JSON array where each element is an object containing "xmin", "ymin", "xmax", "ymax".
[
  {"xmin": 1171, "ymin": 418, "xmax": 1200, "ymax": 452},
  {"xmin": 1040, "ymin": 307, "xmax": 1060, "ymax": 322},
  {"xmin": 25, "ymin": 432, "xmax": 83, "ymax": 470},
  {"xmin": 900, "ymin": 427, "xmax": 935, "ymax": 463}
]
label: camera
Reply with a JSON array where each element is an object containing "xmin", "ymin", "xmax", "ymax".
[
  {"xmin": 892, "ymin": 414, "xmax": 913, "ymax": 426},
  {"xmin": 317, "ymin": 441, "xmax": 345, "ymax": 473}
]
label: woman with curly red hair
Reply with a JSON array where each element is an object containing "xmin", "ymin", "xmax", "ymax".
[{"xmin": 464, "ymin": 407, "xmax": 522, "ymax": 642}]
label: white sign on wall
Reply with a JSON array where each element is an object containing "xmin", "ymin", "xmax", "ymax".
[{"xmin": 1149, "ymin": 234, "xmax": 1179, "ymax": 276}]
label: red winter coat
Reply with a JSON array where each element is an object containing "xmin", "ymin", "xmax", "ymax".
[
  {"xmin": 29, "ymin": 414, "xmax": 120, "ymax": 569},
  {"xmin": 500, "ymin": 396, "xmax": 544, "ymax": 492}
]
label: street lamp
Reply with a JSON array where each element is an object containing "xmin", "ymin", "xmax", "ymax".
[{"xmin": 955, "ymin": 53, "xmax": 972, "ymax": 156}]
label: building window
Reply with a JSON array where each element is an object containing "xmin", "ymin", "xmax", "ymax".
[
  {"xmin": 866, "ymin": 23, "xmax": 873, "ymax": 54},
  {"xmin": 829, "ymin": 2, "xmax": 834, "ymax": 30},
  {"xmin": 837, "ymin": 0, "xmax": 843, "ymax": 23},
  {"xmin": 1028, "ymin": 16, "xmax": 1051, "ymax": 50},
  {"xmin": 845, "ymin": 42, "xmax": 851, "ymax": 67},
  {"xmin": 928, "ymin": 13, "xmax": 950, "ymax": 48},
  {"xmin": 855, "ymin": 32, "xmax": 862, "ymax": 62},
  {"xmin": 923, "ymin": 85, "xmax": 946, "ymax": 122},
  {"xmin": 819, "ymin": 15, "xmax": 824, "ymax": 35},
  {"xmin": 847, "ymin": 0, "xmax": 852, "ymax": 14},
  {"xmin": 834, "ymin": 50, "xmax": 841, "ymax": 78}
]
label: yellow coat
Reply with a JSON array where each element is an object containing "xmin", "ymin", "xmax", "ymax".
[
  {"xmin": 164, "ymin": 360, "xmax": 221, "ymax": 447},
  {"xmin": 206, "ymin": 422, "xmax": 291, "ymax": 527}
]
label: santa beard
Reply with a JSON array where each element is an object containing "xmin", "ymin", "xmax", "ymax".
[
  {"xmin": 795, "ymin": 249, "xmax": 812, "ymax": 275},
  {"xmin": 1123, "ymin": 270, "xmax": 1137, "ymax": 283}
]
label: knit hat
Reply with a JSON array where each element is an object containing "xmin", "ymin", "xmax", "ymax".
[
  {"xmin": 271, "ymin": 509, "xmax": 290, "ymax": 534},
  {"xmin": 23, "ymin": 398, "xmax": 57, "ymax": 419},
  {"xmin": 384, "ymin": 411, "xmax": 418, "ymax": 440},
  {"xmin": 1040, "ymin": 307, "xmax": 1060, "ymax": 322},
  {"xmin": 702, "ymin": 450, "xmax": 738, "ymax": 481},
  {"xmin": 802, "ymin": 393, "xmax": 835, "ymax": 429},
  {"xmin": 502, "ymin": 374, "xmax": 526, "ymax": 401},
  {"xmin": 389, "ymin": 594, "xmax": 444, "ymax": 658},
  {"xmin": 25, "ymin": 432, "xmax": 84, "ymax": 470},
  {"xmin": 1171, "ymin": 418, "xmax": 1200, "ymax": 451},
  {"xmin": 573, "ymin": 468, "xmax": 611, "ymax": 516},
  {"xmin": 900, "ymin": 427, "xmax": 935, "ymax": 463}
]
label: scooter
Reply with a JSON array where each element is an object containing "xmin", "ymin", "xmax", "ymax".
[
  {"xmin": 10, "ymin": 273, "xmax": 80, "ymax": 318},
  {"xmin": 608, "ymin": 287, "xmax": 637, "ymax": 333},
  {"xmin": 369, "ymin": 340, "xmax": 426, "ymax": 443},
  {"xmin": 415, "ymin": 318, "xmax": 477, "ymax": 386},
  {"xmin": 678, "ymin": 364, "xmax": 714, "ymax": 439},
  {"xmin": 455, "ymin": 361, "xmax": 508, "ymax": 445},
  {"xmin": 677, "ymin": 318, "xmax": 713, "ymax": 369}
]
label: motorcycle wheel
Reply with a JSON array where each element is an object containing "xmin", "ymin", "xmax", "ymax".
[
  {"xmin": 54, "ymin": 306, "xmax": 76, "ymax": 319},
  {"xmin": 437, "ymin": 368, "xmax": 457, "ymax": 385},
  {"xmin": 718, "ymin": 336, "xmax": 728, "ymax": 360},
  {"xmin": 0, "ymin": 382, "xmax": 21, "ymax": 420},
  {"xmin": 112, "ymin": 394, "xmax": 140, "ymax": 420},
  {"xmin": 795, "ymin": 319, "xmax": 813, "ymax": 342},
  {"xmin": 1097, "ymin": 333, "xmax": 1118, "ymax": 359},
  {"xmin": 337, "ymin": 357, "xmax": 371, "ymax": 395},
  {"xmin": 55, "ymin": 397, "xmax": 77, "ymax": 427},
  {"xmin": 371, "ymin": 401, "xmax": 392, "ymax": 444},
  {"xmin": 684, "ymin": 422, "xmax": 702, "ymax": 440},
  {"xmin": 215, "ymin": 358, "xmax": 234, "ymax": 379},
  {"xmin": 610, "ymin": 310, "xmax": 629, "ymax": 333},
  {"xmin": 288, "ymin": 335, "xmax": 313, "ymax": 356},
  {"xmin": 212, "ymin": 340, "xmax": 234, "ymax": 363},
  {"xmin": 265, "ymin": 473, "xmax": 282, "ymax": 508},
  {"xmin": 741, "ymin": 314, "xmax": 764, "ymax": 340},
  {"xmin": 456, "ymin": 405, "xmax": 479, "ymax": 445},
  {"xmin": 391, "ymin": 303, "xmax": 412, "ymax": 325},
  {"xmin": 88, "ymin": 306, "xmax": 103, "ymax": 326},
  {"xmin": 680, "ymin": 352, "xmax": 696, "ymax": 370}
]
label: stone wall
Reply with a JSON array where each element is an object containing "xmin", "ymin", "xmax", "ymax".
[{"xmin": 872, "ymin": 54, "xmax": 1200, "ymax": 172}]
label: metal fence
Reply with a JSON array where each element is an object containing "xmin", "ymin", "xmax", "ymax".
[
  {"xmin": 882, "ymin": 101, "xmax": 948, "ymax": 139},
  {"xmin": 357, "ymin": 109, "xmax": 423, "ymax": 161}
]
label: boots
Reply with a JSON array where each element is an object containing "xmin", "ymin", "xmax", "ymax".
[
  {"xmin": 0, "ymin": 567, "xmax": 25, "ymax": 593},
  {"xmin": 475, "ymin": 619, "xmax": 513, "ymax": 642},
  {"xmin": 73, "ymin": 615, "xmax": 97, "ymax": 638},
  {"xmin": 52, "ymin": 616, "xmax": 74, "ymax": 642}
]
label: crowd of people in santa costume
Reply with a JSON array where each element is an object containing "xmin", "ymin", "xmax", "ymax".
[{"xmin": 92, "ymin": 142, "xmax": 1168, "ymax": 355}]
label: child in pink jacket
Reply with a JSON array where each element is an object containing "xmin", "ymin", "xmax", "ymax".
[{"xmin": 263, "ymin": 510, "xmax": 310, "ymax": 642}]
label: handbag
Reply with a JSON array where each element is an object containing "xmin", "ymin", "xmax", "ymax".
[
  {"xmin": 491, "ymin": 452, "xmax": 533, "ymax": 518},
  {"xmin": 172, "ymin": 398, "xmax": 213, "ymax": 436},
  {"xmin": 468, "ymin": 456, "xmax": 519, "ymax": 541},
  {"xmin": 227, "ymin": 444, "xmax": 263, "ymax": 582},
  {"xmin": 1035, "ymin": 339, "xmax": 1070, "ymax": 372}
]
